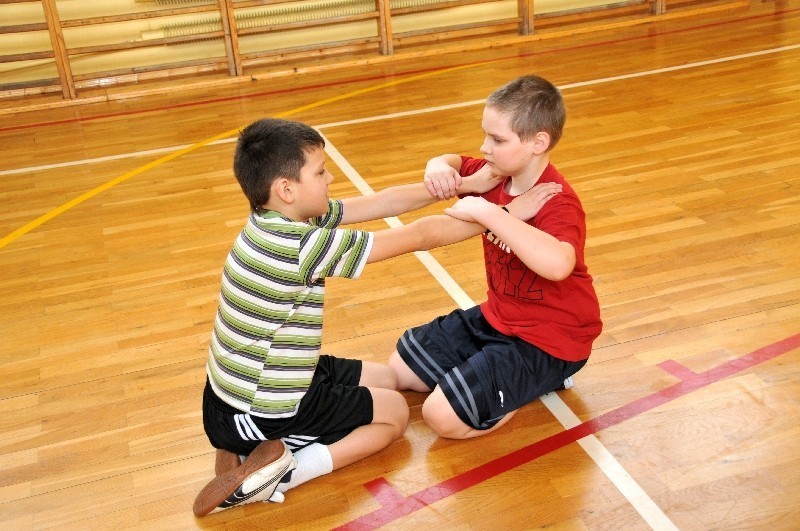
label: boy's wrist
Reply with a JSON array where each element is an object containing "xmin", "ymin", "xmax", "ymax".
[{"xmin": 484, "ymin": 205, "xmax": 510, "ymax": 234}]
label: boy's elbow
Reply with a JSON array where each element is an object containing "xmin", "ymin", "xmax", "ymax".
[
  {"xmin": 547, "ymin": 266, "xmax": 572, "ymax": 282},
  {"xmin": 545, "ymin": 247, "xmax": 576, "ymax": 281}
]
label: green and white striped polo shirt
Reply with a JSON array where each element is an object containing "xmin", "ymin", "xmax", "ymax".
[{"xmin": 207, "ymin": 199, "xmax": 373, "ymax": 418}]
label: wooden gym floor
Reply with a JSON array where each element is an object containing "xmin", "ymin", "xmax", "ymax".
[{"xmin": 1, "ymin": 2, "xmax": 799, "ymax": 529}]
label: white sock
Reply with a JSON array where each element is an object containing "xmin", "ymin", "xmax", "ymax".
[{"xmin": 276, "ymin": 443, "xmax": 333, "ymax": 493}]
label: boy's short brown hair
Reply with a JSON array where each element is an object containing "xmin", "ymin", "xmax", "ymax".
[
  {"xmin": 485, "ymin": 75, "xmax": 566, "ymax": 150},
  {"xmin": 234, "ymin": 118, "xmax": 325, "ymax": 213}
]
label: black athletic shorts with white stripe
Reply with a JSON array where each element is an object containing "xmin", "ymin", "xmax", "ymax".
[
  {"xmin": 202, "ymin": 355, "xmax": 372, "ymax": 456},
  {"xmin": 397, "ymin": 306, "xmax": 586, "ymax": 431}
]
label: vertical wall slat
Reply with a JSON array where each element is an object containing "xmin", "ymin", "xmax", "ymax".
[
  {"xmin": 518, "ymin": 0, "xmax": 534, "ymax": 35},
  {"xmin": 376, "ymin": 0, "xmax": 393, "ymax": 55},
  {"xmin": 40, "ymin": 0, "xmax": 75, "ymax": 99},
  {"xmin": 218, "ymin": 0, "xmax": 242, "ymax": 76}
]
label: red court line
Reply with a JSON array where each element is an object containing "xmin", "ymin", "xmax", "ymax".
[
  {"xmin": 335, "ymin": 332, "xmax": 800, "ymax": 530},
  {"xmin": 3, "ymin": 6, "xmax": 798, "ymax": 135},
  {"xmin": 655, "ymin": 359, "xmax": 699, "ymax": 381}
]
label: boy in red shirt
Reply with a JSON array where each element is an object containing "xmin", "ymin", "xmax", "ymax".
[{"xmin": 389, "ymin": 75, "xmax": 603, "ymax": 439}]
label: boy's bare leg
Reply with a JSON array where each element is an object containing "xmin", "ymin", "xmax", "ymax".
[
  {"xmin": 387, "ymin": 350, "xmax": 432, "ymax": 392},
  {"xmin": 359, "ymin": 359, "xmax": 399, "ymax": 390},
  {"xmin": 327, "ymin": 387, "xmax": 409, "ymax": 468},
  {"xmin": 274, "ymin": 386, "xmax": 409, "ymax": 496},
  {"xmin": 422, "ymin": 386, "xmax": 516, "ymax": 439}
]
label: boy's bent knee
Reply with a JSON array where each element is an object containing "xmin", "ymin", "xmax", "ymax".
[
  {"xmin": 370, "ymin": 388, "xmax": 410, "ymax": 437},
  {"xmin": 421, "ymin": 390, "xmax": 472, "ymax": 439}
]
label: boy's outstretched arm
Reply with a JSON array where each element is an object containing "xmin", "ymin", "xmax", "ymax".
[
  {"xmin": 366, "ymin": 214, "xmax": 484, "ymax": 264},
  {"xmin": 445, "ymin": 187, "xmax": 575, "ymax": 281},
  {"xmin": 340, "ymin": 164, "xmax": 499, "ymax": 225},
  {"xmin": 340, "ymin": 183, "xmax": 438, "ymax": 225}
]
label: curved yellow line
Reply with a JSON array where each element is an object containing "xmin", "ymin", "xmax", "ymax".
[{"xmin": 0, "ymin": 63, "xmax": 478, "ymax": 250}]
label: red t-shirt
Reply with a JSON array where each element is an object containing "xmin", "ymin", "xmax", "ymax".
[{"xmin": 461, "ymin": 156, "xmax": 602, "ymax": 361}]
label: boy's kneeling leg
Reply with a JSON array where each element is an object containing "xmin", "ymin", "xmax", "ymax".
[
  {"xmin": 421, "ymin": 387, "xmax": 472, "ymax": 439},
  {"xmin": 327, "ymin": 388, "xmax": 409, "ymax": 469},
  {"xmin": 388, "ymin": 350, "xmax": 431, "ymax": 392},
  {"xmin": 359, "ymin": 360, "xmax": 398, "ymax": 390},
  {"xmin": 422, "ymin": 386, "xmax": 515, "ymax": 439}
]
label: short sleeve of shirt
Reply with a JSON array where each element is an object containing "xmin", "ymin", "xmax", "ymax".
[
  {"xmin": 460, "ymin": 156, "xmax": 488, "ymax": 178},
  {"xmin": 310, "ymin": 199, "xmax": 345, "ymax": 229},
  {"xmin": 299, "ymin": 225, "xmax": 373, "ymax": 285},
  {"xmin": 534, "ymin": 193, "xmax": 584, "ymax": 251}
]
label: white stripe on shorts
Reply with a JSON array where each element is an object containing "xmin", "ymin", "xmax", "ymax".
[{"xmin": 234, "ymin": 413, "xmax": 267, "ymax": 441}]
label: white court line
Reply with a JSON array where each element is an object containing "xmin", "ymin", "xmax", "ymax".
[
  {"xmin": 541, "ymin": 394, "xmax": 679, "ymax": 531},
  {"xmin": 0, "ymin": 138, "xmax": 235, "ymax": 176},
  {"xmin": 321, "ymin": 131, "xmax": 476, "ymax": 310},
  {"xmin": 317, "ymin": 43, "xmax": 800, "ymax": 129},
  {"xmin": 322, "ymin": 132, "xmax": 679, "ymax": 530},
  {"xmin": 4, "ymin": 43, "xmax": 798, "ymax": 177}
]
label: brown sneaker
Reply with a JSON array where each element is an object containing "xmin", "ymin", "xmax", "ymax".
[
  {"xmin": 193, "ymin": 439, "xmax": 296, "ymax": 517},
  {"xmin": 214, "ymin": 449, "xmax": 241, "ymax": 476}
]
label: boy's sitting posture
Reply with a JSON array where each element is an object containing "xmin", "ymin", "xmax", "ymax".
[
  {"xmin": 194, "ymin": 118, "xmax": 505, "ymax": 516},
  {"xmin": 389, "ymin": 75, "xmax": 603, "ymax": 440}
]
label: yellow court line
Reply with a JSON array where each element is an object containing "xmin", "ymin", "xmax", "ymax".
[{"xmin": 0, "ymin": 63, "xmax": 478, "ymax": 251}]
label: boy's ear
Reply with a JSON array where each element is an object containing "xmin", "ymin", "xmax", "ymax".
[
  {"xmin": 531, "ymin": 131, "xmax": 551, "ymax": 154},
  {"xmin": 272, "ymin": 176, "xmax": 296, "ymax": 204}
]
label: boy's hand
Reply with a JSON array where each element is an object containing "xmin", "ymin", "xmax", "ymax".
[
  {"xmin": 424, "ymin": 158, "xmax": 462, "ymax": 200},
  {"xmin": 507, "ymin": 182, "xmax": 562, "ymax": 220},
  {"xmin": 444, "ymin": 196, "xmax": 494, "ymax": 223},
  {"xmin": 459, "ymin": 164, "xmax": 503, "ymax": 195},
  {"xmin": 445, "ymin": 182, "xmax": 562, "ymax": 225}
]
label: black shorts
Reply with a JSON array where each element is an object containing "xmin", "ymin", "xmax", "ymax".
[
  {"xmin": 203, "ymin": 355, "xmax": 373, "ymax": 456},
  {"xmin": 397, "ymin": 306, "xmax": 586, "ymax": 430}
]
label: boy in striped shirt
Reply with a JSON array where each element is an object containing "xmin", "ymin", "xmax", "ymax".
[{"xmin": 194, "ymin": 117, "xmax": 544, "ymax": 515}]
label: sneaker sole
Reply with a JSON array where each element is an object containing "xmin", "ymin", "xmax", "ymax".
[
  {"xmin": 193, "ymin": 439, "xmax": 292, "ymax": 517},
  {"xmin": 215, "ymin": 449, "xmax": 241, "ymax": 477}
]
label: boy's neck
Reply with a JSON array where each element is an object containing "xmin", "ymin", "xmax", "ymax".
[
  {"xmin": 259, "ymin": 203, "xmax": 307, "ymax": 223},
  {"xmin": 506, "ymin": 155, "xmax": 550, "ymax": 195}
]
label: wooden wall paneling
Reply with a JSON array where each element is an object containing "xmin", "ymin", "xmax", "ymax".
[
  {"xmin": 55, "ymin": 3, "xmax": 226, "ymax": 95},
  {"xmin": 0, "ymin": 0, "xmax": 753, "ymax": 106}
]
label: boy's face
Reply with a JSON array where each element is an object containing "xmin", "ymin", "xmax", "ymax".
[
  {"xmin": 294, "ymin": 147, "xmax": 333, "ymax": 219},
  {"xmin": 479, "ymin": 106, "xmax": 537, "ymax": 178}
]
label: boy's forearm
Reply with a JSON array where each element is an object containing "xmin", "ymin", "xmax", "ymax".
[
  {"xmin": 413, "ymin": 214, "xmax": 484, "ymax": 249},
  {"xmin": 376, "ymin": 183, "xmax": 439, "ymax": 216},
  {"xmin": 477, "ymin": 205, "xmax": 575, "ymax": 281},
  {"xmin": 366, "ymin": 214, "xmax": 483, "ymax": 264},
  {"xmin": 341, "ymin": 183, "xmax": 439, "ymax": 225}
]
